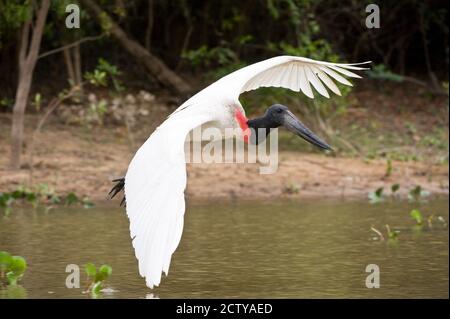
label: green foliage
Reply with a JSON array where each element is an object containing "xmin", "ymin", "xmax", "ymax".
[
  {"xmin": 84, "ymin": 263, "xmax": 112, "ymax": 296},
  {"xmin": 85, "ymin": 69, "xmax": 108, "ymax": 87},
  {"xmin": 0, "ymin": 251, "xmax": 11, "ymax": 273},
  {"xmin": 371, "ymin": 225, "xmax": 400, "ymax": 242},
  {"xmin": 388, "ymin": 229, "xmax": 400, "ymax": 240},
  {"xmin": 65, "ymin": 192, "xmax": 79, "ymax": 205},
  {"xmin": 409, "ymin": 210, "xmax": 447, "ymax": 231},
  {"xmin": 97, "ymin": 264, "xmax": 113, "ymax": 282},
  {"xmin": 0, "ymin": 184, "xmax": 94, "ymax": 215},
  {"xmin": 85, "ymin": 58, "xmax": 124, "ymax": 92},
  {"xmin": 0, "ymin": 97, "xmax": 13, "ymax": 109},
  {"xmin": 0, "ymin": 1, "xmax": 31, "ymax": 48},
  {"xmin": 0, "ymin": 193, "xmax": 14, "ymax": 216},
  {"xmin": 0, "ymin": 251, "xmax": 27, "ymax": 286},
  {"xmin": 64, "ymin": 192, "xmax": 94, "ymax": 208},
  {"xmin": 182, "ymin": 45, "xmax": 242, "ymax": 80},
  {"xmin": 0, "ymin": 283, "xmax": 27, "ymax": 298},
  {"xmin": 410, "ymin": 209, "xmax": 423, "ymax": 225},
  {"xmin": 366, "ymin": 184, "xmax": 434, "ymax": 204},
  {"xmin": 385, "ymin": 159, "xmax": 392, "ymax": 177},
  {"xmin": 391, "ymin": 184, "xmax": 400, "ymax": 194},
  {"xmin": 265, "ymin": 0, "xmax": 340, "ymax": 63},
  {"xmin": 266, "ymin": 0, "xmax": 280, "ymax": 19},
  {"xmin": 220, "ymin": 8, "xmax": 244, "ymax": 31},
  {"xmin": 85, "ymin": 263, "xmax": 96, "ymax": 277},
  {"xmin": 88, "ymin": 99, "xmax": 108, "ymax": 123},
  {"xmin": 278, "ymin": 38, "xmax": 339, "ymax": 63},
  {"xmin": 97, "ymin": 58, "xmax": 123, "ymax": 92},
  {"xmin": 408, "ymin": 185, "xmax": 430, "ymax": 202},
  {"xmin": 32, "ymin": 93, "xmax": 42, "ymax": 111},
  {"xmin": 99, "ymin": 11, "xmax": 113, "ymax": 34}
]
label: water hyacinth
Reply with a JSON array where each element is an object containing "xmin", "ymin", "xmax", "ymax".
[
  {"xmin": 84, "ymin": 263, "xmax": 113, "ymax": 297},
  {"xmin": 0, "ymin": 251, "xmax": 27, "ymax": 286}
]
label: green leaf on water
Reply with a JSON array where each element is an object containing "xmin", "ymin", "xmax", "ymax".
[
  {"xmin": 94, "ymin": 272, "xmax": 105, "ymax": 283},
  {"xmin": 92, "ymin": 281, "xmax": 103, "ymax": 295},
  {"xmin": 0, "ymin": 251, "xmax": 12, "ymax": 272},
  {"xmin": 94, "ymin": 264, "xmax": 112, "ymax": 282},
  {"xmin": 6, "ymin": 272, "xmax": 19, "ymax": 285},
  {"xmin": 85, "ymin": 263, "xmax": 97, "ymax": 277},
  {"xmin": 9, "ymin": 256, "xmax": 27, "ymax": 276},
  {"xmin": 99, "ymin": 264, "xmax": 112, "ymax": 278},
  {"xmin": 385, "ymin": 225, "xmax": 400, "ymax": 240},
  {"xmin": 0, "ymin": 283, "xmax": 27, "ymax": 298},
  {"xmin": 388, "ymin": 229, "xmax": 400, "ymax": 239},
  {"xmin": 2, "ymin": 255, "xmax": 27, "ymax": 285},
  {"xmin": 410, "ymin": 209, "xmax": 423, "ymax": 225}
]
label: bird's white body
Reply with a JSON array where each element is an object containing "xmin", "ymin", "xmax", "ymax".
[{"xmin": 124, "ymin": 55, "xmax": 370, "ymax": 288}]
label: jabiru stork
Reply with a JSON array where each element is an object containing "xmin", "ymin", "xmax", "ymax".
[{"xmin": 109, "ymin": 55, "xmax": 370, "ymax": 288}]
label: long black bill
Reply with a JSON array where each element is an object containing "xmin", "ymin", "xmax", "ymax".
[{"xmin": 282, "ymin": 110, "xmax": 332, "ymax": 151}]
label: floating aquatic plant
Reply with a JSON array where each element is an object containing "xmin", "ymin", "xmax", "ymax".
[
  {"xmin": 0, "ymin": 184, "xmax": 95, "ymax": 215},
  {"xmin": 84, "ymin": 263, "xmax": 113, "ymax": 296},
  {"xmin": 408, "ymin": 185, "xmax": 430, "ymax": 202},
  {"xmin": 370, "ymin": 225, "xmax": 400, "ymax": 241},
  {"xmin": 0, "ymin": 251, "xmax": 27, "ymax": 286},
  {"xmin": 386, "ymin": 224, "xmax": 400, "ymax": 240},
  {"xmin": 410, "ymin": 209, "xmax": 423, "ymax": 225},
  {"xmin": 368, "ymin": 187, "xmax": 384, "ymax": 203}
]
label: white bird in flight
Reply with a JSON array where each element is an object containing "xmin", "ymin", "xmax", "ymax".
[{"xmin": 109, "ymin": 55, "xmax": 370, "ymax": 288}]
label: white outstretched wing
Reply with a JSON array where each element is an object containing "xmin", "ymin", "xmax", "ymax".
[
  {"xmin": 224, "ymin": 55, "xmax": 370, "ymax": 99},
  {"xmin": 124, "ymin": 109, "xmax": 213, "ymax": 288},
  {"xmin": 174, "ymin": 56, "xmax": 370, "ymax": 115}
]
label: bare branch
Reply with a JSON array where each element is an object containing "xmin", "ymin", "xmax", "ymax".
[{"xmin": 38, "ymin": 34, "xmax": 105, "ymax": 59}]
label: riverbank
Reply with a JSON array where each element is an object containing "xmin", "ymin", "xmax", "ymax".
[
  {"xmin": 0, "ymin": 83, "xmax": 448, "ymax": 202},
  {"xmin": 0, "ymin": 118, "xmax": 447, "ymax": 202}
]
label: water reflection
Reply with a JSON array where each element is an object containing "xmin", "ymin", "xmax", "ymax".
[
  {"xmin": 0, "ymin": 285, "xmax": 27, "ymax": 299},
  {"xmin": 0, "ymin": 198, "xmax": 448, "ymax": 298}
]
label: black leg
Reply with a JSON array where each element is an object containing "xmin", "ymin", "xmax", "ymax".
[{"xmin": 109, "ymin": 177, "xmax": 126, "ymax": 206}]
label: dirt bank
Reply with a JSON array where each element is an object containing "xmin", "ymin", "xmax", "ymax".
[{"xmin": 0, "ymin": 115, "xmax": 447, "ymax": 202}]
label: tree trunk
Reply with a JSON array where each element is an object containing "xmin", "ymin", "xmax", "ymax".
[
  {"xmin": 63, "ymin": 46, "xmax": 76, "ymax": 86},
  {"xmin": 73, "ymin": 43, "xmax": 83, "ymax": 89},
  {"xmin": 145, "ymin": 0, "xmax": 154, "ymax": 50},
  {"xmin": 10, "ymin": 0, "xmax": 50, "ymax": 169},
  {"xmin": 81, "ymin": 0, "xmax": 192, "ymax": 97}
]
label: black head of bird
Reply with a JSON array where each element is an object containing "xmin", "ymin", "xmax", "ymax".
[{"xmin": 247, "ymin": 104, "xmax": 332, "ymax": 150}]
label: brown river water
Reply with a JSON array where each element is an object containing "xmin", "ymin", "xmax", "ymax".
[{"xmin": 0, "ymin": 197, "xmax": 448, "ymax": 298}]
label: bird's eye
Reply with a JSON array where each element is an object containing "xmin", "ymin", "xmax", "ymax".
[{"xmin": 277, "ymin": 108, "xmax": 283, "ymax": 113}]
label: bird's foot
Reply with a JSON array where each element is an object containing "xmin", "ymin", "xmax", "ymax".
[{"xmin": 109, "ymin": 177, "xmax": 126, "ymax": 206}]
